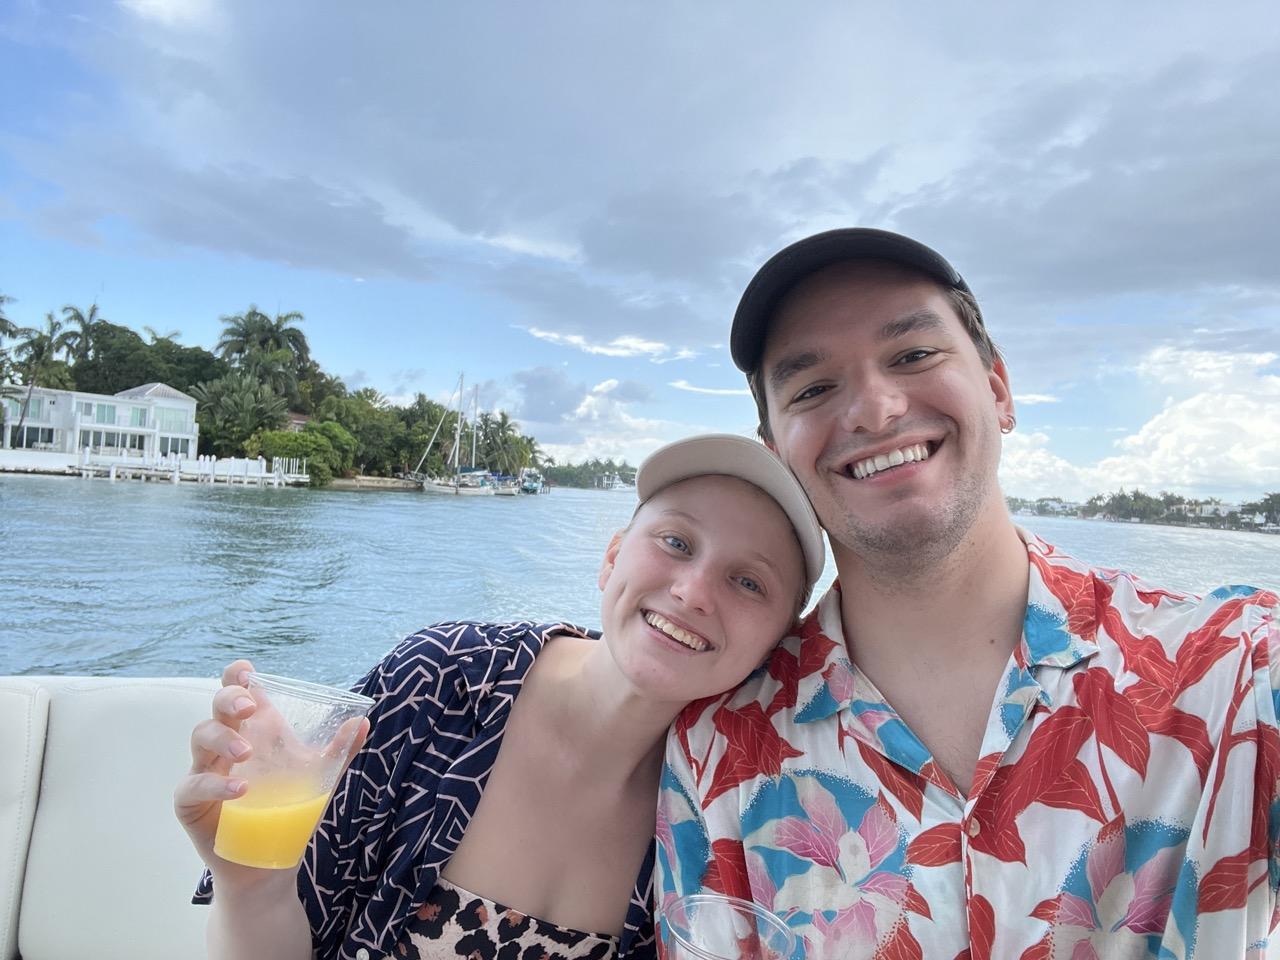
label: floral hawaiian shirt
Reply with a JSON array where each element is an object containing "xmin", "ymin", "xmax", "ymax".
[{"xmin": 657, "ymin": 534, "xmax": 1280, "ymax": 959}]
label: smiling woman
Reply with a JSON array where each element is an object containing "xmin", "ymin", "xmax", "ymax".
[{"xmin": 173, "ymin": 433, "xmax": 822, "ymax": 960}]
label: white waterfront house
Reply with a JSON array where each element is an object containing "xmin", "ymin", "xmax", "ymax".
[{"xmin": 2, "ymin": 382, "xmax": 199, "ymax": 459}]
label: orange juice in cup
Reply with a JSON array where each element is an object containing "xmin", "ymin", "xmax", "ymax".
[{"xmin": 213, "ymin": 672, "xmax": 373, "ymax": 870}]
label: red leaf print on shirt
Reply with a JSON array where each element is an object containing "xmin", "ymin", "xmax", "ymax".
[
  {"xmin": 1030, "ymin": 553, "xmax": 1098, "ymax": 641},
  {"xmin": 798, "ymin": 619, "xmax": 841, "ymax": 678},
  {"xmin": 873, "ymin": 919, "xmax": 924, "ymax": 960},
  {"xmin": 704, "ymin": 702, "xmax": 804, "ymax": 803},
  {"xmin": 968, "ymin": 895, "xmax": 996, "ymax": 960},
  {"xmin": 701, "ymin": 838, "xmax": 751, "ymax": 900},
  {"xmin": 764, "ymin": 647, "xmax": 799, "ymax": 717},
  {"xmin": 977, "ymin": 706, "xmax": 1095, "ymax": 829},
  {"xmin": 1198, "ymin": 850, "xmax": 1251, "ymax": 913},
  {"xmin": 674, "ymin": 695, "xmax": 718, "ymax": 777},
  {"xmin": 906, "ymin": 822, "xmax": 962, "ymax": 867},
  {"xmin": 1073, "ymin": 668, "xmax": 1151, "ymax": 778},
  {"xmin": 855, "ymin": 740, "xmax": 925, "ymax": 821},
  {"xmin": 1036, "ymin": 759, "xmax": 1108, "ymax": 823}
]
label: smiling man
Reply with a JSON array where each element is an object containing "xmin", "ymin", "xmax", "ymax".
[{"xmin": 656, "ymin": 229, "xmax": 1280, "ymax": 959}]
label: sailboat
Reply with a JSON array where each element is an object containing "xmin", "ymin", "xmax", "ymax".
[{"xmin": 411, "ymin": 375, "xmax": 495, "ymax": 496}]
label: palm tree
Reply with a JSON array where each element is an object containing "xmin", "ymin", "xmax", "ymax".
[
  {"xmin": 0, "ymin": 293, "xmax": 15, "ymax": 342},
  {"xmin": 142, "ymin": 325, "xmax": 182, "ymax": 344},
  {"xmin": 11, "ymin": 313, "xmax": 75, "ymax": 443},
  {"xmin": 0, "ymin": 293, "xmax": 16, "ymax": 387},
  {"xmin": 190, "ymin": 372, "xmax": 289, "ymax": 456},
  {"xmin": 61, "ymin": 303, "xmax": 105, "ymax": 364},
  {"xmin": 216, "ymin": 307, "xmax": 309, "ymax": 368},
  {"xmin": 216, "ymin": 307, "xmax": 310, "ymax": 407}
]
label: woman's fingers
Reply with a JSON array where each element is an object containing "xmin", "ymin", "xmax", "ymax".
[
  {"xmin": 190, "ymin": 716, "xmax": 253, "ymax": 772},
  {"xmin": 175, "ymin": 770, "xmax": 247, "ymax": 810},
  {"xmin": 220, "ymin": 658, "xmax": 255, "ymax": 688}
]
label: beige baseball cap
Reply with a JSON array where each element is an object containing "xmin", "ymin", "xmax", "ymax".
[{"xmin": 635, "ymin": 433, "xmax": 825, "ymax": 591}]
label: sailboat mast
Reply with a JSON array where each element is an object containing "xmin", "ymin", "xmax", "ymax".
[
  {"xmin": 452, "ymin": 374, "xmax": 464, "ymax": 473},
  {"xmin": 471, "ymin": 386, "xmax": 479, "ymax": 468}
]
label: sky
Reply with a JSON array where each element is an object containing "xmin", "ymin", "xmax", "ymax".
[{"xmin": 1, "ymin": 1, "xmax": 1279, "ymax": 502}]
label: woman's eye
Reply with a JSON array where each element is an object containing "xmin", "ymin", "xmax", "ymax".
[
  {"xmin": 663, "ymin": 535, "xmax": 690, "ymax": 553},
  {"xmin": 736, "ymin": 576, "xmax": 762, "ymax": 594}
]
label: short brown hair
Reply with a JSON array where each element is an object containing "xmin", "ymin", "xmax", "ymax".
[{"xmin": 748, "ymin": 285, "xmax": 999, "ymax": 443}]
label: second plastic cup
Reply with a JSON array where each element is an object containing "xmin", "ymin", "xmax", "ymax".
[
  {"xmin": 661, "ymin": 893, "xmax": 795, "ymax": 960},
  {"xmin": 213, "ymin": 672, "xmax": 373, "ymax": 869}
]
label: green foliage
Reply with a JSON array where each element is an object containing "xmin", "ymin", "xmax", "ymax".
[
  {"xmin": 305, "ymin": 420, "xmax": 356, "ymax": 474},
  {"xmin": 190, "ymin": 372, "xmax": 289, "ymax": 457},
  {"xmin": 246, "ymin": 429, "xmax": 338, "ymax": 486},
  {"xmin": 315, "ymin": 393, "xmax": 405, "ymax": 475},
  {"xmin": 543, "ymin": 457, "xmax": 636, "ymax": 489},
  {"xmin": 32, "ymin": 360, "xmax": 76, "ymax": 390},
  {"xmin": 146, "ymin": 338, "xmax": 229, "ymax": 394},
  {"xmin": 71, "ymin": 322, "xmax": 171, "ymax": 395}
]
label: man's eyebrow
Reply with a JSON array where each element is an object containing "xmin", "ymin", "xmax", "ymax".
[
  {"xmin": 767, "ymin": 350, "xmax": 828, "ymax": 392},
  {"xmin": 878, "ymin": 309, "xmax": 947, "ymax": 342}
]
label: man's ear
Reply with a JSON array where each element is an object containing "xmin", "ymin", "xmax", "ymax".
[
  {"xmin": 598, "ymin": 529, "xmax": 626, "ymax": 590},
  {"xmin": 989, "ymin": 355, "xmax": 1014, "ymax": 425}
]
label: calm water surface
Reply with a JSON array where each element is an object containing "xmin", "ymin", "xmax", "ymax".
[{"xmin": 2, "ymin": 474, "xmax": 1276, "ymax": 684}]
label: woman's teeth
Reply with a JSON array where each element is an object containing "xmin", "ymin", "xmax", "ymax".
[
  {"xmin": 643, "ymin": 611, "xmax": 709, "ymax": 651},
  {"xmin": 850, "ymin": 442, "xmax": 932, "ymax": 480}
]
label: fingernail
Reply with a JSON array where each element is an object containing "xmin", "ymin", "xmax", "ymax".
[
  {"xmin": 229, "ymin": 740, "xmax": 250, "ymax": 760},
  {"xmin": 226, "ymin": 779, "xmax": 246, "ymax": 797},
  {"xmin": 234, "ymin": 696, "xmax": 254, "ymax": 713},
  {"xmin": 237, "ymin": 670, "xmax": 250, "ymax": 686}
]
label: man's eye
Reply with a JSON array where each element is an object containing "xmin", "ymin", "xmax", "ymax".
[
  {"xmin": 893, "ymin": 349, "xmax": 935, "ymax": 366},
  {"xmin": 663, "ymin": 535, "xmax": 690, "ymax": 553},
  {"xmin": 736, "ymin": 576, "xmax": 762, "ymax": 594},
  {"xmin": 792, "ymin": 383, "xmax": 829, "ymax": 403}
]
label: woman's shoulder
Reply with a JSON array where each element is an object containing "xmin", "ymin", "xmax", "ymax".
[{"xmin": 360, "ymin": 620, "xmax": 598, "ymax": 689}]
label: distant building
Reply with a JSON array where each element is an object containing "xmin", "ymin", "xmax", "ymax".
[
  {"xmin": 2, "ymin": 382, "xmax": 200, "ymax": 459},
  {"xmin": 284, "ymin": 412, "xmax": 311, "ymax": 433}
]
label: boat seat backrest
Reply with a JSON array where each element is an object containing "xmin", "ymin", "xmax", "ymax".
[{"xmin": 0, "ymin": 676, "xmax": 216, "ymax": 960}]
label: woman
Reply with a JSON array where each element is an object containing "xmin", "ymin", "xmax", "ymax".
[{"xmin": 176, "ymin": 433, "xmax": 824, "ymax": 960}]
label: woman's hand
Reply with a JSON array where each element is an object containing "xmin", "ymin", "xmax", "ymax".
[{"xmin": 173, "ymin": 659, "xmax": 369, "ymax": 884}]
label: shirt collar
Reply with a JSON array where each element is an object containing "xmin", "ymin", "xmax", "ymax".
[
  {"xmin": 790, "ymin": 530, "xmax": 1100, "ymax": 723},
  {"xmin": 456, "ymin": 622, "xmax": 593, "ymax": 727}
]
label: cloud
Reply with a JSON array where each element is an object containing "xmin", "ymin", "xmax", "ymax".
[
  {"xmin": 1002, "ymin": 345, "xmax": 1280, "ymax": 500},
  {"xmin": 1135, "ymin": 345, "xmax": 1279, "ymax": 389},
  {"xmin": 669, "ymin": 380, "xmax": 752, "ymax": 396},
  {"xmin": 524, "ymin": 327, "xmax": 669, "ymax": 358},
  {"xmin": 1013, "ymin": 393, "xmax": 1060, "ymax": 405}
]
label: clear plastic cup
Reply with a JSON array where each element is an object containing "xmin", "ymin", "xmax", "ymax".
[
  {"xmin": 212, "ymin": 672, "xmax": 373, "ymax": 869},
  {"xmin": 661, "ymin": 893, "xmax": 796, "ymax": 960}
]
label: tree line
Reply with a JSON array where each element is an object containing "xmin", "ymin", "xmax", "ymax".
[
  {"xmin": 1007, "ymin": 490, "xmax": 1280, "ymax": 528},
  {"xmin": 0, "ymin": 295, "xmax": 585, "ymax": 487}
]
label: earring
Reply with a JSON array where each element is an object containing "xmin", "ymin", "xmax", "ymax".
[{"xmin": 1000, "ymin": 416, "xmax": 1016, "ymax": 435}]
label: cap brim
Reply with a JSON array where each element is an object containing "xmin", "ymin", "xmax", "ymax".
[
  {"xmin": 731, "ymin": 227, "xmax": 970, "ymax": 372},
  {"xmin": 636, "ymin": 433, "xmax": 824, "ymax": 588}
]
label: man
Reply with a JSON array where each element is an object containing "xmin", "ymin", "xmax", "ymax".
[{"xmin": 656, "ymin": 228, "xmax": 1280, "ymax": 959}]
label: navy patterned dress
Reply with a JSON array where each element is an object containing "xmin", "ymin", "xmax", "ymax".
[{"xmin": 194, "ymin": 621, "xmax": 656, "ymax": 960}]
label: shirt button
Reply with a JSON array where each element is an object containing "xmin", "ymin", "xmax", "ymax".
[
  {"xmin": 356, "ymin": 949, "xmax": 370, "ymax": 960},
  {"xmin": 967, "ymin": 819, "xmax": 981, "ymax": 838}
]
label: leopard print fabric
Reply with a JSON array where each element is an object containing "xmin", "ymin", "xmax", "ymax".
[{"xmin": 389, "ymin": 878, "xmax": 619, "ymax": 960}]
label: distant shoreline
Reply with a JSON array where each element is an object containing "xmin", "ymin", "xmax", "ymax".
[{"xmin": 1017, "ymin": 513, "xmax": 1280, "ymax": 538}]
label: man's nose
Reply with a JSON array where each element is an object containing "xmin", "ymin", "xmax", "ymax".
[{"xmin": 840, "ymin": 372, "xmax": 908, "ymax": 434}]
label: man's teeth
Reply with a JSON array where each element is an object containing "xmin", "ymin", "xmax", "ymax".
[
  {"xmin": 644, "ymin": 612, "xmax": 710, "ymax": 651},
  {"xmin": 851, "ymin": 443, "xmax": 932, "ymax": 480}
]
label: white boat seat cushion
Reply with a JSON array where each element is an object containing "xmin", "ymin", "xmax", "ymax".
[
  {"xmin": 0, "ymin": 680, "xmax": 48, "ymax": 960},
  {"xmin": 16, "ymin": 677, "xmax": 216, "ymax": 960}
]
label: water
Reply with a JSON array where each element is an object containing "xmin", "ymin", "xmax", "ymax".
[{"xmin": 1, "ymin": 474, "xmax": 1276, "ymax": 685}]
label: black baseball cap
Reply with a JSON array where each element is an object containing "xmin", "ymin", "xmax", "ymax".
[{"xmin": 730, "ymin": 227, "xmax": 973, "ymax": 373}]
